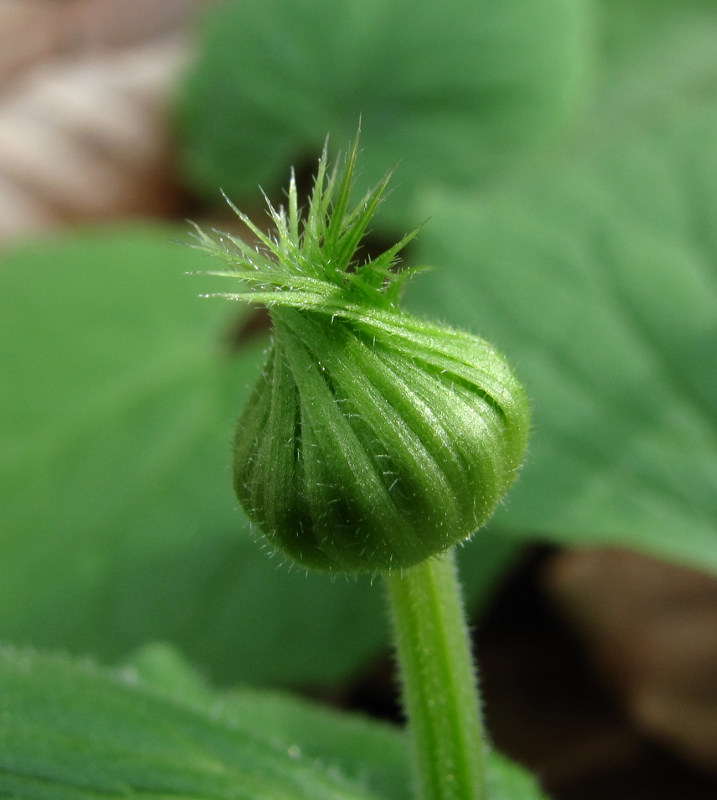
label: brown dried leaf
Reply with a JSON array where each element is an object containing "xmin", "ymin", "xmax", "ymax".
[
  {"xmin": 544, "ymin": 548, "xmax": 717, "ymax": 775},
  {"xmin": 0, "ymin": 0, "xmax": 212, "ymax": 244}
]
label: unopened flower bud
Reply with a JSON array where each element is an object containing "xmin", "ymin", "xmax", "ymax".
[{"xmin": 193, "ymin": 138, "xmax": 530, "ymax": 573}]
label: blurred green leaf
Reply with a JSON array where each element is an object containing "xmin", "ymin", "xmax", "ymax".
[
  {"xmin": 594, "ymin": 0, "xmax": 717, "ymax": 135},
  {"xmin": 150, "ymin": 633, "xmax": 548, "ymax": 800},
  {"xmin": 408, "ymin": 103, "xmax": 717, "ymax": 572},
  {"xmin": 0, "ymin": 645, "xmax": 386, "ymax": 799},
  {"xmin": 177, "ymin": 0, "xmax": 592, "ymax": 227},
  {"xmin": 130, "ymin": 621, "xmax": 551, "ymax": 800},
  {"xmin": 0, "ymin": 644, "xmax": 549, "ymax": 800},
  {"xmin": 128, "ymin": 642, "xmax": 414, "ymax": 800},
  {"xmin": 0, "ymin": 226, "xmax": 518, "ymax": 688}
]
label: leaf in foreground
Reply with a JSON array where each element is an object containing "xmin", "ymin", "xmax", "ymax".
[
  {"xmin": 0, "ymin": 645, "xmax": 382, "ymax": 799},
  {"xmin": 0, "ymin": 644, "xmax": 549, "ymax": 800}
]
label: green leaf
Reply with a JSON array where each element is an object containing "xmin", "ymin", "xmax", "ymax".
[
  {"xmin": 0, "ymin": 644, "xmax": 549, "ymax": 800},
  {"xmin": 0, "ymin": 225, "xmax": 517, "ymax": 687},
  {"xmin": 0, "ymin": 645, "xmax": 385, "ymax": 799},
  {"xmin": 177, "ymin": 0, "xmax": 592, "ymax": 227},
  {"xmin": 127, "ymin": 643, "xmax": 414, "ymax": 800},
  {"xmin": 250, "ymin": 680, "xmax": 550, "ymax": 800},
  {"xmin": 593, "ymin": 0, "xmax": 717, "ymax": 136},
  {"xmin": 408, "ymin": 103, "xmax": 717, "ymax": 572}
]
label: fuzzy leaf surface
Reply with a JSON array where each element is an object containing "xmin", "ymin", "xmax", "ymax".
[
  {"xmin": 0, "ymin": 644, "xmax": 549, "ymax": 800},
  {"xmin": 0, "ymin": 645, "xmax": 385, "ymax": 800}
]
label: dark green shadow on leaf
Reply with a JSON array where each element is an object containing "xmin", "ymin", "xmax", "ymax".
[{"xmin": 176, "ymin": 0, "xmax": 592, "ymax": 229}]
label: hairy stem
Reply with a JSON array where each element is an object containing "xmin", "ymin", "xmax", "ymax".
[{"xmin": 385, "ymin": 549, "xmax": 488, "ymax": 800}]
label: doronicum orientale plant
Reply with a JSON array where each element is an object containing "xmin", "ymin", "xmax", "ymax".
[{"xmin": 192, "ymin": 135, "xmax": 532, "ymax": 800}]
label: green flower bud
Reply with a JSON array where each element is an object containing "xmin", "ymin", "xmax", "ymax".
[{"xmin": 193, "ymin": 138, "xmax": 530, "ymax": 573}]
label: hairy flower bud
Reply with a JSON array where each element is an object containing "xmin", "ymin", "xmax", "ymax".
[{"xmin": 193, "ymin": 138, "xmax": 530, "ymax": 573}]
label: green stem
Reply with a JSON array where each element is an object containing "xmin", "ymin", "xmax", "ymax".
[{"xmin": 384, "ymin": 549, "xmax": 488, "ymax": 800}]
